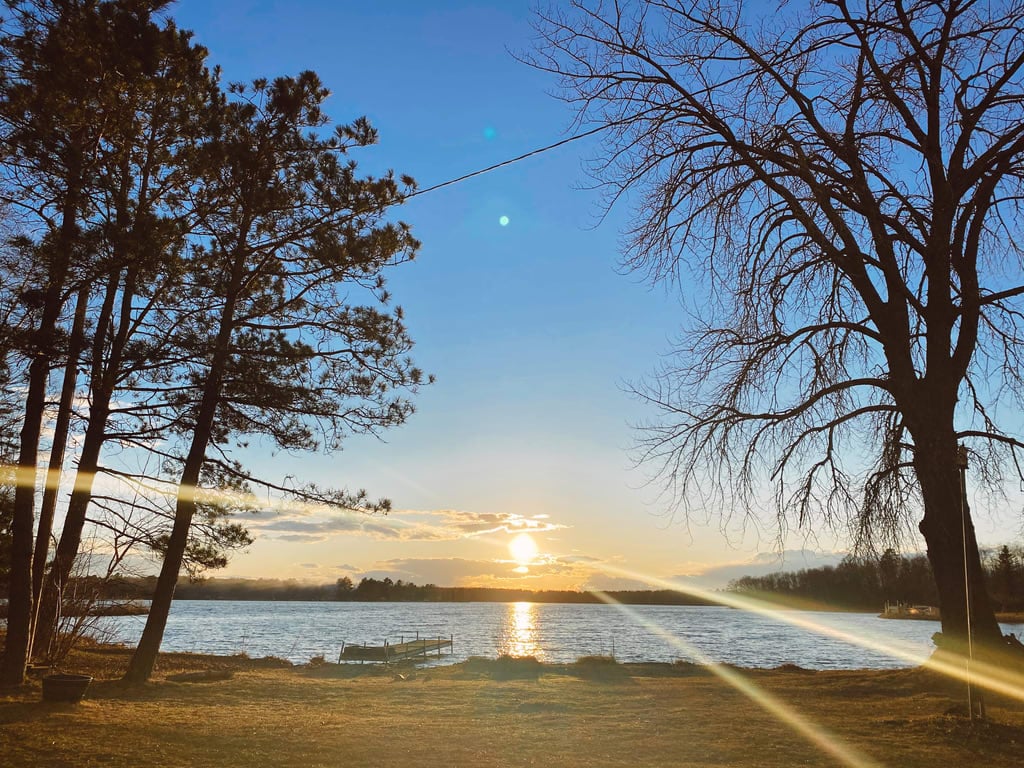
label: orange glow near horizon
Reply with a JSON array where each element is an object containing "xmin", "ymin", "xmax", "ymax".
[{"xmin": 15, "ymin": 462, "xmax": 1024, "ymax": 707}]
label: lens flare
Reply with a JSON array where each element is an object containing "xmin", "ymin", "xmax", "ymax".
[
  {"xmin": 599, "ymin": 564, "xmax": 1024, "ymax": 705},
  {"xmin": 589, "ymin": 589, "xmax": 883, "ymax": 768},
  {"xmin": 499, "ymin": 215, "xmax": 510, "ymax": 226}
]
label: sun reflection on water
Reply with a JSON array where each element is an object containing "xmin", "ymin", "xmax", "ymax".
[{"xmin": 499, "ymin": 601, "xmax": 542, "ymax": 660}]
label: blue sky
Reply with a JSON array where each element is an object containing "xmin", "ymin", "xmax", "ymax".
[{"xmin": 153, "ymin": 0, "xmax": 1016, "ymax": 589}]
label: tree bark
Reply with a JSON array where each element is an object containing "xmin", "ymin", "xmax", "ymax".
[
  {"xmin": 122, "ymin": 254, "xmax": 242, "ymax": 685},
  {"xmin": 28, "ymin": 283, "xmax": 89, "ymax": 658},
  {"xmin": 0, "ymin": 173, "xmax": 80, "ymax": 686},
  {"xmin": 914, "ymin": 440, "xmax": 1004, "ymax": 655},
  {"xmin": 33, "ymin": 271, "xmax": 121, "ymax": 658},
  {"xmin": 0, "ymin": 353, "xmax": 50, "ymax": 685},
  {"xmin": 120, "ymin": 437, "xmax": 207, "ymax": 684}
]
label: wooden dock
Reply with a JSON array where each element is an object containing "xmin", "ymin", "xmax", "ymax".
[{"xmin": 339, "ymin": 634, "xmax": 453, "ymax": 663}]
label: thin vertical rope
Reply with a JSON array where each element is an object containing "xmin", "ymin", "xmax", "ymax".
[{"xmin": 958, "ymin": 445, "xmax": 974, "ymax": 719}]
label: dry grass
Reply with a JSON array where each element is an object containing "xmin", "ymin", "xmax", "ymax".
[{"xmin": 1, "ymin": 642, "xmax": 1023, "ymax": 767}]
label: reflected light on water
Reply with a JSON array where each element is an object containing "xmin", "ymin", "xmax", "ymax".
[{"xmin": 499, "ymin": 601, "xmax": 542, "ymax": 660}]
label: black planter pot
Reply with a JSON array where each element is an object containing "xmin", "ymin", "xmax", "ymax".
[{"xmin": 41, "ymin": 673, "xmax": 93, "ymax": 703}]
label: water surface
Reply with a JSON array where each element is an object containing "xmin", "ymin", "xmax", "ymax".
[{"xmin": 99, "ymin": 600, "xmax": 1024, "ymax": 669}]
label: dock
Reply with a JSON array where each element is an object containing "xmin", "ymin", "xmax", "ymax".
[{"xmin": 339, "ymin": 633, "xmax": 453, "ymax": 663}]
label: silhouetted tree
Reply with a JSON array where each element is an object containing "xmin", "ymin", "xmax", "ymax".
[
  {"xmin": 335, "ymin": 576, "xmax": 355, "ymax": 598},
  {"xmin": 989, "ymin": 545, "xmax": 1020, "ymax": 612},
  {"xmin": 31, "ymin": 6, "xmax": 220, "ymax": 660},
  {"xmin": 0, "ymin": 0, "xmax": 183, "ymax": 686},
  {"xmin": 879, "ymin": 548, "xmax": 901, "ymax": 605},
  {"xmin": 121, "ymin": 73, "xmax": 426, "ymax": 684},
  {"xmin": 532, "ymin": 0, "xmax": 1024, "ymax": 655}
]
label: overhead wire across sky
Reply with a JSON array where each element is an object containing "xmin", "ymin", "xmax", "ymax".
[{"xmin": 405, "ymin": 124, "xmax": 610, "ymax": 200}]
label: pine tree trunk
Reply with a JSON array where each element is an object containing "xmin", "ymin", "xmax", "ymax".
[
  {"xmin": 122, "ymin": 256, "xmax": 242, "ymax": 685},
  {"xmin": 0, "ymin": 175, "xmax": 80, "ymax": 686},
  {"xmin": 121, "ymin": 444, "xmax": 207, "ymax": 684},
  {"xmin": 0, "ymin": 354, "xmax": 49, "ymax": 685},
  {"xmin": 29, "ymin": 284, "xmax": 89, "ymax": 658},
  {"xmin": 33, "ymin": 273, "xmax": 121, "ymax": 658},
  {"xmin": 31, "ymin": 401, "xmax": 111, "ymax": 658}
]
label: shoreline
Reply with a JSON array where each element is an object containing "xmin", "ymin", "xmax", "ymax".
[
  {"xmin": 880, "ymin": 610, "xmax": 1024, "ymax": 624},
  {"xmin": 2, "ymin": 636, "xmax": 1023, "ymax": 768}
]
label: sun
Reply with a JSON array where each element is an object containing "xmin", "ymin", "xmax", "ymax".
[{"xmin": 508, "ymin": 532, "xmax": 539, "ymax": 565}]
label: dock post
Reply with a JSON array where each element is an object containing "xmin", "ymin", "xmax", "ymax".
[{"xmin": 338, "ymin": 641, "xmax": 346, "ymax": 664}]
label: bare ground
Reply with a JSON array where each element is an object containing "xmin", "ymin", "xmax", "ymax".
[{"xmin": 1, "ymin": 641, "xmax": 1022, "ymax": 767}]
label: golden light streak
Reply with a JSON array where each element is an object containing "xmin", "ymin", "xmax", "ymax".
[
  {"xmin": 600, "ymin": 564, "xmax": 1024, "ymax": 705},
  {"xmin": 589, "ymin": 589, "xmax": 883, "ymax": 768},
  {"xmin": 2, "ymin": 463, "xmax": 565, "ymax": 548},
  {"xmin": 12, "ymin": 461, "xmax": 1024, "ymax": 706}
]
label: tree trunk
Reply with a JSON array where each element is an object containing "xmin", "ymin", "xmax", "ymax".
[
  {"xmin": 121, "ymin": 443, "xmax": 206, "ymax": 685},
  {"xmin": 31, "ymin": 398, "xmax": 111, "ymax": 658},
  {"xmin": 29, "ymin": 284, "xmax": 89, "ymax": 657},
  {"xmin": 915, "ymin": 444, "xmax": 1003, "ymax": 656},
  {"xmin": 122, "ymin": 254, "xmax": 243, "ymax": 685},
  {"xmin": 33, "ymin": 271, "xmax": 122, "ymax": 659},
  {"xmin": 0, "ymin": 172, "xmax": 81, "ymax": 686},
  {"xmin": 0, "ymin": 353, "xmax": 50, "ymax": 685}
]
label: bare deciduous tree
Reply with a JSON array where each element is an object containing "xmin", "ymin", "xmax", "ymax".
[{"xmin": 531, "ymin": 0, "xmax": 1024, "ymax": 654}]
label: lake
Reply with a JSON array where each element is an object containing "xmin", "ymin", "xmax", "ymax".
[{"xmin": 97, "ymin": 600, "xmax": 1024, "ymax": 669}]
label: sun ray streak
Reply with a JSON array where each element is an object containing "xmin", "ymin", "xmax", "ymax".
[
  {"xmin": 601, "ymin": 565, "xmax": 1024, "ymax": 704},
  {"xmin": 589, "ymin": 589, "xmax": 883, "ymax": 768},
  {"xmin": 13, "ymin": 462, "xmax": 1024, "ymax": 704}
]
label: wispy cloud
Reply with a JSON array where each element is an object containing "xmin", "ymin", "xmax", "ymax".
[
  {"xmin": 248, "ymin": 507, "xmax": 568, "ymax": 544},
  {"xmin": 362, "ymin": 549, "xmax": 615, "ymax": 589},
  {"xmin": 671, "ymin": 549, "xmax": 847, "ymax": 589}
]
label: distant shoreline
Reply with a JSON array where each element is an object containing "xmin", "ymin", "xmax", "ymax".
[{"xmin": 879, "ymin": 610, "xmax": 1024, "ymax": 624}]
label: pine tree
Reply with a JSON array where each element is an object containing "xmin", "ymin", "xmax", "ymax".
[
  {"xmin": 0, "ymin": 0, "xmax": 182, "ymax": 686},
  {"xmin": 30, "ymin": 9, "xmax": 220, "ymax": 660},
  {"xmin": 122, "ymin": 73, "xmax": 427, "ymax": 683}
]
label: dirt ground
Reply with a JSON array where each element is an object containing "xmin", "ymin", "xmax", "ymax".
[{"xmin": 1, "ymin": 643, "xmax": 1023, "ymax": 767}]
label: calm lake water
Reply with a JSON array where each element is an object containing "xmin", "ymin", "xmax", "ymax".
[{"xmin": 98, "ymin": 600, "xmax": 1024, "ymax": 669}]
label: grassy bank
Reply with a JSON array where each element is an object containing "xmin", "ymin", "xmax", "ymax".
[{"xmin": 1, "ymin": 642, "xmax": 1023, "ymax": 767}]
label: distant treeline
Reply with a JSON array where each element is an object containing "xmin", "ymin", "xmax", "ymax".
[
  {"xmin": 729, "ymin": 546, "xmax": 1024, "ymax": 612},
  {"xmin": 23, "ymin": 546, "xmax": 1022, "ymax": 612},
  {"xmin": 84, "ymin": 574, "xmax": 716, "ymax": 606}
]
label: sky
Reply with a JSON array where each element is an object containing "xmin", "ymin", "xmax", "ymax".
[{"xmin": 145, "ymin": 0, "xmax": 1019, "ymax": 592}]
